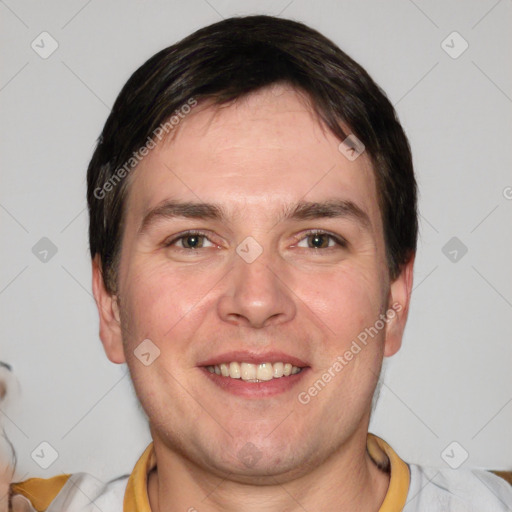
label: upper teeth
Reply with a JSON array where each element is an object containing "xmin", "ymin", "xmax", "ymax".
[{"xmin": 206, "ymin": 362, "xmax": 302, "ymax": 381}]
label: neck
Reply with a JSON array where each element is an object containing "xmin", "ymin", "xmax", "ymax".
[{"xmin": 147, "ymin": 432, "xmax": 390, "ymax": 512}]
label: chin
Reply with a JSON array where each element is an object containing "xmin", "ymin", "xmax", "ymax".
[{"xmin": 202, "ymin": 436, "xmax": 311, "ymax": 483}]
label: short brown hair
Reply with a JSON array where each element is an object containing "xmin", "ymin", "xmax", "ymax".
[{"xmin": 87, "ymin": 15, "xmax": 417, "ymax": 293}]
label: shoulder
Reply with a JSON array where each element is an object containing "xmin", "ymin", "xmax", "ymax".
[
  {"xmin": 9, "ymin": 472, "xmax": 129, "ymax": 512},
  {"xmin": 404, "ymin": 463, "xmax": 512, "ymax": 512}
]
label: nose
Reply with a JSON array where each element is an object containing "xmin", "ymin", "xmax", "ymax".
[{"xmin": 217, "ymin": 245, "xmax": 296, "ymax": 328}]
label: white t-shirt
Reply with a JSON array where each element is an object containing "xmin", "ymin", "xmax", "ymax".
[{"xmin": 404, "ymin": 464, "xmax": 512, "ymax": 511}]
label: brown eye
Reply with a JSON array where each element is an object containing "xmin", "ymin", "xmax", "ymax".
[
  {"xmin": 181, "ymin": 234, "xmax": 205, "ymax": 249},
  {"xmin": 308, "ymin": 233, "xmax": 330, "ymax": 248},
  {"xmin": 164, "ymin": 231, "xmax": 214, "ymax": 249},
  {"xmin": 297, "ymin": 231, "xmax": 346, "ymax": 249}
]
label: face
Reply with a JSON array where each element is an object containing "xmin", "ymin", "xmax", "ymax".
[{"xmin": 93, "ymin": 85, "xmax": 413, "ymax": 482}]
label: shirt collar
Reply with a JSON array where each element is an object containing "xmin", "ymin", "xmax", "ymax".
[
  {"xmin": 123, "ymin": 441, "xmax": 156, "ymax": 512},
  {"xmin": 367, "ymin": 433, "xmax": 411, "ymax": 511},
  {"xmin": 123, "ymin": 433, "xmax": 410, "ymax": 512}
]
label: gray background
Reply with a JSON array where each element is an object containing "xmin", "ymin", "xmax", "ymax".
[{"xmin": 1, "ymin": 0, "xmax": 511, "ymax": 481}]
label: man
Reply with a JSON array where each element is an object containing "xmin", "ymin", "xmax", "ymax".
[{"xmin": 7, "ymin": 14, "xmax": 512, "ymax": 512}]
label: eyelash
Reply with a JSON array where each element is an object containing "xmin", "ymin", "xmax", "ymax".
[{"xmin": 164, "ymin": 229, "xmax": 347, "ymax": 251}]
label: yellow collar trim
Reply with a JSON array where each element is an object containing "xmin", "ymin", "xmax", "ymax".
[
  {"xmin": 368, "ymin": 433, "xmax": 411, "ymax": 511},
  {"xmin": 123, "ymin": 442, "xmax": 156, "ymax": 512},
  {"xmin": 10, "ymin": 474, "xmax": 72, "ymax": 511},
  {"xmin": 124, "ymin": 434, "xmax": 410, "ymax": 512}
]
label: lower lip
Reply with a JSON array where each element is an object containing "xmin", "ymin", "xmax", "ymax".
[{"xmin": 200, "ymin": 367, "xmax": 310, "ymax": 398}]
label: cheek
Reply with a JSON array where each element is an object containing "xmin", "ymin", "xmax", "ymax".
[
  {"xmin": 293, "ymin": 263, "xmax": 385, "ymax": 345},
  {"xmin": 117, "ymin": 262, "xmax": 204, "ymax": 411},
  {"xmin": 118, "ymin": 257, "xmax": 216, "ymax": 349}
]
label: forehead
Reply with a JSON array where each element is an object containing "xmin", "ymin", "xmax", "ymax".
[{"xmin": 125, "ymin": 86, "xmax": 381, "ymax": 229}]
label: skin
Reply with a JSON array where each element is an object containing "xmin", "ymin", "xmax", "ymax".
[{"xmin": 92, "ymin": 85, "xmax": 414, "ymax": 511}]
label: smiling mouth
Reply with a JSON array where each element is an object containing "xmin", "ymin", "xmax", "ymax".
[{"xmin": 205, "ymin": 361, "xmax": 303, "ymax": 382}]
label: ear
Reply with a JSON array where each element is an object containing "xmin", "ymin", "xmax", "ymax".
[
  {"xmin": 383, "ymin": 255, "xmax": 415, "ymax": 357},
  {"xmin": 91, "ymin": 256, "xmax": 126, "ymax": 364}
]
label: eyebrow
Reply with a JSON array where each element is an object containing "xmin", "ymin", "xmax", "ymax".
[{"xmin": 138, "ymin": 198, "xmax": 371, "ymax": 234}]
